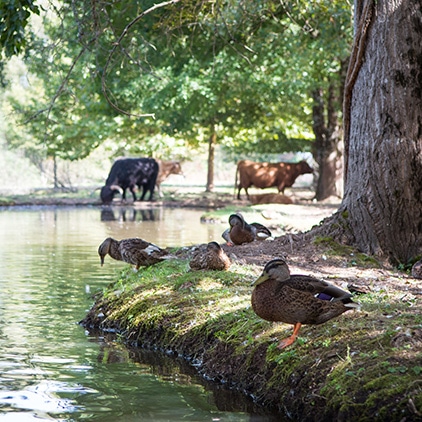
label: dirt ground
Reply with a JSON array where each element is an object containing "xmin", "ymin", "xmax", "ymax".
[{"xmin": 157, "ymin": 189, "xmax": 420, "ymax": 296}]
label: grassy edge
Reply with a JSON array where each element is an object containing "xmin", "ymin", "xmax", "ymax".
[{"xmin": 81, "ymin": 258, "xmax": 422, "ymax": 421}]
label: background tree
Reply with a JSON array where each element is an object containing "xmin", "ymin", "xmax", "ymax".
[
  {"xmin": 0, "ymin": 0, "xmax": 39, "ymax": 58},
  {"xmin": 1, "ymin": 0, "xmax": 352, "ymax": 196},
  {"xmin": 315, "ymin": 0, "xmax": 422, "ymax": 264}
]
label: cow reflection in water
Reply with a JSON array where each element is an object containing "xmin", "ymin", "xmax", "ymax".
[{"xmin": 100, "ymin": 207, "xmax": 160, "ymax": 222}]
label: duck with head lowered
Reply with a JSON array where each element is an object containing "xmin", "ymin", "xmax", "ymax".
[
  {"xmin": 189, "ymin": 241, "xmax": 231, "ymax": 271},
  {"xmin": 251, "ymin": 258, "xmax": 359, "ymax": 349},
  {"xmin": 222, "ymin": 213, "xmax": 272, "ymax": 246},
  {"xmin": 98, "ymin": 237, "xmax": 170, "ymax": 270}
]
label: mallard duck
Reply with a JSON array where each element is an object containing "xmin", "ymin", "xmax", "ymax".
[
  {"xmin": 98, "ymin": 237, "xmax": 169, "ymax": 270},
  {"xmin": 411, "ymin": 259, "xmax": 422, "ymax": 279},
  {"xmin": 189, "ymin": 241, "xmax": 231, "ymax": 271},
  {"xmin": 222, "ymin": 213, "xmax": 272, "ymax": 245},
  {"xmin": 251, "ymin": 258, "xmax": 359, "ymax": 349}
]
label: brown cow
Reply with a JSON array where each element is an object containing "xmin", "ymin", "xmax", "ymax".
[
  {"xmin": 155, "ymin": 159, "xmax": 183, "ymax": 197},
  {"xmin": 235, "ymin": 159, "xmax": 313, "ymax": 200}
]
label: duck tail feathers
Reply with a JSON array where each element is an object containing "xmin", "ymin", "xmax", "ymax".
[
  {"xmin": 161, "ymin": 254, "xmax": 177, "ymax": 260},
  {"xmin": 344, "ymin": 302, "xmax": 361, "ymax": 311}
]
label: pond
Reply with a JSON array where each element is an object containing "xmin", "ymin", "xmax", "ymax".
[{"xmin": 0, "ymin": 206, "xmax": 282, "ymax": 421}]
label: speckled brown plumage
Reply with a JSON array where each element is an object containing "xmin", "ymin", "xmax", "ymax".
[
  {"xmin": 411, "ymin": 259, "xmax": 422, "ymax": 279},
  {"xmin": 251, "ymin": 258, "xmax": 359, "ymax": 348},
  {"xmin": 98, "ymin": 237, "xmax": 169, "ymax": 270},
  {"xmin": 189, "ymin": 242, "xmax": 231, "ymax": 271},
  {"xmin": 222, "ymin": 213, "xmax": 272, "ymax": 245}
]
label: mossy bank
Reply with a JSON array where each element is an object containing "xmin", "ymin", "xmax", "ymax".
[{"xmin": 81, "ymin": 238, "xmax": 422, "ymax": 421}]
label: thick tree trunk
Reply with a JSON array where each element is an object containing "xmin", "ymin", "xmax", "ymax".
[
  {"xmin": 318, "ymin": 0, "xmax": 422, "ymax": 264},
  {"xmin": 206, "ymin": 126, "xmax": 216, "ymax": 192}
]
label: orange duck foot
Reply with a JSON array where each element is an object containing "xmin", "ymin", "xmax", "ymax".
[{"xmin": 277, "ymin": 322, "xmax": 302, "ymax": 349}]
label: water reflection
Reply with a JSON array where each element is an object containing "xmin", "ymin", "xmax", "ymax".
[
  {"xmin": 0, "ymin": 206, "xmax": 282, "ymax": 421},
  {"xmin": 81, "ymin": 335, "xmax": 280, "ymax": 422},
  {"xmin": 98, "ymin": 206, "xmax": 227, "ymax": 248},
  {"xmin": 100, "ymin": 207, "xmax": 160, "ymax": 223}
]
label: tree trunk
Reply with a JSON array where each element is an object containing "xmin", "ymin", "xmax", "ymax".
[
  {"xmin": 317, "ymin": 0, "xmax": 422, "ymax": 264},
  {"xmin": 206, "ymin": 125, "xmax": 216, "ymax": 192},
  {"xmin": 312, "ymin": 84, "xmax": 343, "ymax": 201},
  {"xmin": 53, "ymin": 155, "xmax": 59, "ymax": 189}
]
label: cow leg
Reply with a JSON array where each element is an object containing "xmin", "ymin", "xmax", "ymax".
[
  {"xmin": 146, "ymin": 186, "xmax": 155, "ymax": 201},
  {"xmin": 129, "ymin": 185, "xmax": 137, "ymax": 202},
  {"xmin": 237, "ymin": 186, "xmax": 244, "ymax": 200},
  {"xmin": 156, "ymin": 184, "xmax": 163, "ymax": 198},
  {"xmin": 245, "ymin": 187, "xmax": 250, "ymax": 200},
  {"xmin": 137, "ymin": 183, "xmax": 146, "ymax": 201}
]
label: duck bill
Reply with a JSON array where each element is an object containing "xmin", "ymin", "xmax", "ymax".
[{"xmin": 250, "ymin": 272, "xmax": 269, "ymax": 287}]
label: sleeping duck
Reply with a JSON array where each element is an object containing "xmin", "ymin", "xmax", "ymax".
[
  {"xmin": 251, "ymin": 258, "xmax": 359, "ymax": 349},
  {"xmin": 222, "ymin": 213, "xmax": 272, "ymax": 245},
  {"xmin": 98, "ymin": 237, "xmax": 170, "ymax": 270},
  {"xmin": 189, "ymin": 241, "xmax": 231, "ymax": 271}
]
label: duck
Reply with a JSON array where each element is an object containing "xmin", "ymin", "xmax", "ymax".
[
  {"xmin": 251, "ymin": 258, "xmax": 359, "ymax": 349},
  {"xmin": 98, "ymin": 237, "xmax": 170, "ymax": 270},
  {"xmin": 411, "ymin": 259, "xmax": 422, "ymax": 279},
  {"xmin": 189, "ymin": 241, "xmax": 231, "ymax": 271},
  {"xmin": 222, "ymin": 213, "xmax": 272, "ymax": 245}
]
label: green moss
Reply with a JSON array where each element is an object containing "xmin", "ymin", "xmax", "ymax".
[
  {"xmin": 320, "ymin": 355, "xmax": 422, "ymax": 421},
  {"xmin": 341, "ymin": 210, "xmax": 349, "ymax": 219},
  {"xmin": 312, "ymin": 236, "xmax": 380, "ymax": 267},
  {"xmin": 82, "ymin": 255, "xmax": 422, "ymax": 420}
]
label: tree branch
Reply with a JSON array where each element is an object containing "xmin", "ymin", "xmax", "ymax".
[{"xmin": 101, "ymin": 0, "xmax": 181, "ymax": 118}]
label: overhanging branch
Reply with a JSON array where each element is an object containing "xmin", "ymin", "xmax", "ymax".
[{"xmin": 101, "ymin": 0, "xmax": 182, "ymax": 118}]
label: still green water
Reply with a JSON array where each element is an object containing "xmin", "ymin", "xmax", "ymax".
[{"xmin": 0, "ymin": 206, "xmax": 280, "ymax": 421}]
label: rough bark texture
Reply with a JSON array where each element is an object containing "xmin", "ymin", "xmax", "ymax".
[{"xmin": 320, "ymin": 0, "xmax": 422, "ymax": 264}]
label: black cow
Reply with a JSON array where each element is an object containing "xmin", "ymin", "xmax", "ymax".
[{"xmin": 100, "ymin": 158, "xmax": 159, "ymax": 204}]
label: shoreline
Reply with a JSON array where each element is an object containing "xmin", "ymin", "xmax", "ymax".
[{"xmin": 80, "ymin": 238, "xmax": 422, "ymax": 421}]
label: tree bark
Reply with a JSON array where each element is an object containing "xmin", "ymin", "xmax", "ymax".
[
  {"xmin": 312, "ymin": 84, "xmax": 343, "ymax": 201},
  {"xmin": 317, "ymin": 0, "xmax": 422, "ymax": 264},
  {"xmin": 206, "ymin": 125, "xmax": 216, "ymax": 192}
]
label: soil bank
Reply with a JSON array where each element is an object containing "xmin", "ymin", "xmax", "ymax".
[{"xmin": 81, "ymin": 234, "xmax": 422, "ymax": 422}]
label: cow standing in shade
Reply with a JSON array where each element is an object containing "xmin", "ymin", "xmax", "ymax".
[
  {"xmin": 235, "ymin": 160, "xmax": 313, "ymax": 200},
  {"xmin": 100, "ymin": 158, "xmax": 159, "ymax": 204}
]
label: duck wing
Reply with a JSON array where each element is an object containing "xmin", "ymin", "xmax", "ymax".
[
  {"xmin": 250, "ymin": 222, "xmax": 272, "ymax": 237},
  {"xmin": 119, "ymin": 238, "xmax": 166, "ymax": 267},
  {"xmin": 221, "ymin": 228, "xmax": 232, "ymax": 244},
  {"xmin": 278, "ymin": 275, "xmax": 353, "ymax": 303}
]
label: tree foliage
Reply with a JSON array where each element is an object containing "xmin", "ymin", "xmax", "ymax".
[
  {"xmin": 0, "ymin": 0, "xmax": 39, "ymax": 57},
  {"xmin": 1, "ymin": 0, "xmax": 352, "ymax": 168}
]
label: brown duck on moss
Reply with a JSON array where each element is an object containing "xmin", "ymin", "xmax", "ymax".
[
  {"xmin": 251, "ymin": 258, "xmax": 359, "ymax": 349},
  {"xmin": 189, "ymin": 241, "xmax": 231, "ymax": 271},
  {"xmin": 222, "ymin": 213, "xmax": 272, "ymax": 246},
  {"xmin": 98, "ymin": 237, "xmax": 170, "ymax": 270}
]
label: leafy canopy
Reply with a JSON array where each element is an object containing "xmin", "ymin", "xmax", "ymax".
[{"xmin": 1, "ymin": 0, "xmax": 353, "ymax": 161}]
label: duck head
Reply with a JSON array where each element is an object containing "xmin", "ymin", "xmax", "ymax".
[
  {"xmin": 98, "ymin": 237, "xmax": 113, "ymax": 266},
  {"xmin": 251, "ymin": 258, "xmax": 290, "ymax": 286}
]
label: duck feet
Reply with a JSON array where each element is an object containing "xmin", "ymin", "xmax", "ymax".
[{"xmin": 277, "ymin": 322, "xmax": 302, "ymax": 349}]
